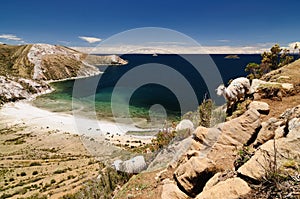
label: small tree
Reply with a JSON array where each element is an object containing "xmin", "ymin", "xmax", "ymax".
[{"xmin": 245, "ymin": 63, "xmax": 262, "ymax": 80}]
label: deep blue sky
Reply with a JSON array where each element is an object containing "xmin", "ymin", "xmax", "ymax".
[{"xmin": 1, "ymin": 0, "xmax": 300, "ymax": 48}]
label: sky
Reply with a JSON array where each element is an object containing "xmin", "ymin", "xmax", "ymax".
[{"xmin": 1, "ymin": 0, "xmax": 300, "ymax": 53}]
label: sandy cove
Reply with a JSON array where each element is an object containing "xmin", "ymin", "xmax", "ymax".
[{"xmin": 0, "ymin": 101, "xmax": 154, "ymax": 150}]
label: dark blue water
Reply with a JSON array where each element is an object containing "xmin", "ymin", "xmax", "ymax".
[{"xmin": 34, "ymin": 54, "xmax": 261, "ymax": 120}]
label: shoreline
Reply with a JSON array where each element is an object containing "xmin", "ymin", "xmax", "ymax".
[
  {"xmin": 0, "ymin": 101, "xmax": 154, "ymax": 147},
  {"xmin": 45, "ymin": 70, "xmax": 103, "ymax": 84}
]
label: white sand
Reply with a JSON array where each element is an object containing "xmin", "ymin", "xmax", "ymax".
[{"xmin": 0, "ymin": 101, "xmax": 152, "ymax": 137}]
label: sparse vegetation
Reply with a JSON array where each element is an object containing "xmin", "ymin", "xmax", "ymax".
[
  {"xmin": 242, "ymin": 140, "xmax": 300, "ymax": 199},
  {"xmin": 53, "ymin": 169, "xmax": 67, "ymax": 174},
  {"xmin": 234, "ymin": 146, "xmax": 254, "ymax": 169},
  {"xmin": 183, "ymin": 97, "xmax": 226, "ymax": 127},
  {"xmin": 61, "ymin": 165, "xmax": 130, "ymax": 199}
]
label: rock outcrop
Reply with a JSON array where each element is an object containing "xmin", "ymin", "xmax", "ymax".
[
  {"xmin": 195, "ymin": 177, "xmax": 251, "ymax": 199},
  {"xmin": 174, "ymin": 157, "xmax": 217, "ymax": 196},
  {"xmin": 0, "ymin": 76, "xmax": 51, "ymax": 104},
  {"xmin": 250, "ymin": 79, "xmax": 295, "ymax": 100},
  {"xmin": 158, "ymin": 103, "xmax": 299, "ymax": 198},
  {"xmin": 171, "ymin": 109, "xmax": 260, "ymax": 196},
  {"xmin": 238, "ymin": 104, "xmax": 300, "ymax": 181}
]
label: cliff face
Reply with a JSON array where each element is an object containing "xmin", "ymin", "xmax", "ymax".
[{"xmin": 0, "ymin": 43, "xmax": 127, "ymax": 81}]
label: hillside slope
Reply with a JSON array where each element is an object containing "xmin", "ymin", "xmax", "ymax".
[
  {"xmin": 114, "ymin": 59, "xmax": 300, "ymax": 199},
  {"xmin": 0, "ymin": 43, "xmax": 127, "ymax": 80},
  {"xmin": 0, "ymin": 43, "xmax": 127, "ymax": 104}
]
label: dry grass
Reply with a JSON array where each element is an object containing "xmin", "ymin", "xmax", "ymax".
[{"xmin": 0, "ymin": 125, "xmax": 101, "ymax": 199}]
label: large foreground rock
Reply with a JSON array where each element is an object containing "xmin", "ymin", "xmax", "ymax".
[
  {"xmin": 207, "ymin": 108, "xmax": 261, "ymax": 170},
  {"xmin": 253, "ymin": 118, "xmax": 279, "ymax": 147},
  {"xmin": 174, "ymin": 157, "xmax": 217, "ymax": 197},
  {"xmin": 173, "ymin": 109, "xmax": 260, "ymax": 196},
  {"xmin": 239, "ymin": 104, "xmax": 300, "ymax": 180},
  {"xmin": 195, "ymin": 177, "xmax": 251, "ymax": 199},
  {"xmin": 238, "ymin": 138, "xmax": 300, "ymax": 180}
]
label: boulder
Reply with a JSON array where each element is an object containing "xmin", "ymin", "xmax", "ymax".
[
  {"xmin": 238, "ymin": 137, "xmax": 300, "ymax": 181},
  {"xmin": 202, "ymin": 172, "xmax": 222, "ymax": 191},
  {"xmin": 274, "ymin": 125, "xmax": 285, "ymax": 139},
  {"xmin": 287, "ymin": 117, "xmax": 300, "ymax": 139},
  {"xmin": 250, "ymin": 79, "xmax": 294, "ymax": 94},
  {"xmin": 195, "ymin": 177, "xmax": 251, "ymax": 199},
  {"xmin": 192, "ymin": 126, "xmax": 221, "ymax": 156},
  {"xmin": 174, "ymin": 157, "xmax": 217, "ymax": 197},
  {"xmin": 253, "ymin": 118, "xmax": 278, "ymax": 147},
  {"xmin": 176, "ymin": 119, "xmax": 194, "ymax": 132},
  {"xmin": 239, "ymin": 104, "xmax": 300, "ymax": 180},
  {"xmin": 161, "ymin": 179, "xmax": 189, "ymax": 199},
  {"xmin": 248, "ymin": 101, "xmax": 270, "ymax": 114},
  {"xmin": 113, "ymin": 156, "xmax": 147, "ymax": 174},
  {"xmin": 147, "ymin": 137, "xmax": 193, "ymax": 171},
  {"xmin": 207, "ymin": 108, "xmax": 261, "ymax": 170},
  {"xmin": 250, "ymin": 79, "xmax": 294, "ymax": 100},
  {"xmin": 280, "ymin": 105, "xmax": 300, "ymax": 121}
]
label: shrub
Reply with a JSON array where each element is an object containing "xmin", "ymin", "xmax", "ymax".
[
  {"xmin": 20, "ymin": 172, "xmax": 26, "ymax": 176},
  {"xmin": 53, "ymin": 169, "xmax": 67, "ymax": 174},
  {"xmin": 32, "ymin": 171, "xmax": 38, "ymax": 175},
  {"xmin": 30, "ymin": 162, "xmax": 42, "ymax": 167}
]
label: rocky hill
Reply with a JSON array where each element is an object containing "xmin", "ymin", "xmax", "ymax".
[
  {"xmin": 114, "ymin": 59, "xmax": 300, "ymax": 199},
  {"xmin": 0, "ymin": 43, "xmax": 127, "ymax": 104},
  {"xmin": 0, "ymin": 43, "xmax": 127, "ymax": 80}
]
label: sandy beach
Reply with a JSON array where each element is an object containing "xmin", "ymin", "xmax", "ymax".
[{"xmin": 0, "ymin": 101, "xmax": 154, "ymax": 149}]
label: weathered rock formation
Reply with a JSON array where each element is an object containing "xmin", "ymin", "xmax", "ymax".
[{"xmin": 0, "ymin": 76, "xmax": 51, "ymax": 104}]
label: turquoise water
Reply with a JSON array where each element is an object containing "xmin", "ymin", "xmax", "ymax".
[{"xmin": 33, "ymin": 54, "xmax": 262, "ymax": 122}]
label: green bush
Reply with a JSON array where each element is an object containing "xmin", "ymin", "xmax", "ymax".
[{"xmin": 32, "ymin": 171, "xmax": 38, "ymax": 175}]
